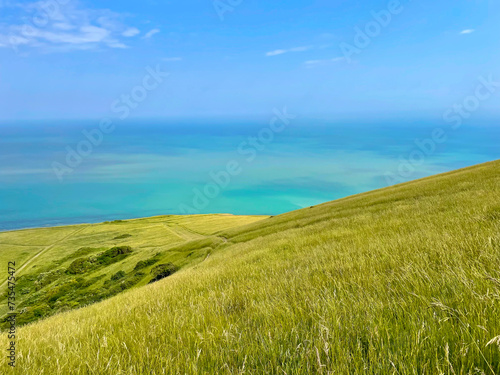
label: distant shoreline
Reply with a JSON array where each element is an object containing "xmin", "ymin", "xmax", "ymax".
[{"xmin": 0, "ymin": 212, "xmax": 271, "ymax": 234}]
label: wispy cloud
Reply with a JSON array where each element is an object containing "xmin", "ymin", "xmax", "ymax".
[
  {"xmin": 460, "ymin": 29, "xmax": 475, "ymax": 35},
  {"xmin": 122, "ymin": 27, "xmax": 140, "ymax": 37},
  {"xmin": 143, "ymin": 28, "xmax": 160, "ymax": 39},
  {"xmin": 304, "ymin": 57, "xmax": 345, "ymax": 66},
  {"xmin": 266, "ymin": 45, "xmax": 312, "ymax": 57},
  {"xmin": 266, "ymin": 49, "xmax": 286, "ymax": 57},
  {"xmin": 0, "ymin": 1, "xmax": 141, "ymax": 51}
]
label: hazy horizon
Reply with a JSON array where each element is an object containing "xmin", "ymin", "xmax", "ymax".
[
  {"xmin": 1, "ymin": 118, "xmax": 498, "ymax": 231},
  {"xmin": 1, "ymin": 0, "xmax": 499, "ymax": 119}
]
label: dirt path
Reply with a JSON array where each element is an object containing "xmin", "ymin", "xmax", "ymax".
[
  {"xmin": 166, "ymin": 224, "xmax": 205, "ymax": 241},
  {"xmin": 0, "ymin": 226, "xmax": 88, "ymax": 290},
  {"xmin": 162, "ymin": 224, "xmax": 186, "ymax": 241}
]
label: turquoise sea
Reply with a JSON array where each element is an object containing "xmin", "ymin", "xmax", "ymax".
[{"xmin": 0, "ymin": 117, "xmax": 498, "ymax": 231}]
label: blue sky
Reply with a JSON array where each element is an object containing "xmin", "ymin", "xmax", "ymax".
[{"xmin": 0, "ymin": 0, "xmax": 498, "ymax": 120}]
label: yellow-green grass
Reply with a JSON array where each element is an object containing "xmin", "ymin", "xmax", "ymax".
[
  {"xmin": 0, "ymin": 225, "xmax": 85, "ymax": 280},
  {"xmin": 2, "ymin": 160, "xmax": 500, "ymax": 374},
  {"xmin": 0, "ymin": 214, "xmax": 267, "ymax": 322}
]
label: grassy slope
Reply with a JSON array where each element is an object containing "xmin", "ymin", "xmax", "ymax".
[
  {"xmin": 0, "ymin": 225, "xmax": 85, "ymax": 283},
  {"xmin": 2, "ymin": 160, "xmax": 500, "ymax": 374},
  {"xmin": 0, "ymin": 215, "xmax": 266, "ymax": 323}
]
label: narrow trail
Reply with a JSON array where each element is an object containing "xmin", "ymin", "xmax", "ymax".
[
  {"xmin": 201, "ymin": 236, "xmax": 229, "ymax": 263},
  {"xmin": 165, "ymin": 223, "xmax": 205, "ymax": 241},
  {"xmin": 0, "ymin": 226, "xmax": 88, "ymax": 290},
  {"xmin": 162, "ymin": 224, "xmax": 187, "ymax": 241}
]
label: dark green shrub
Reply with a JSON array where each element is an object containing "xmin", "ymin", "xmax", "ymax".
[
  {"xmin": 47, "ymin": 287, "xmax": 65, "ymax": 303},
  {"xmin": 35, "ymin": 269, "xmax": 65, "ymax": 290},
  {"xmin": 113, "ymin": 234, "xmax": 132, "ymax": 240},
  {"xmin": 96, "ymin": 246, "xmax": 132, "ymax": 265},
  {"xmin": 67, "ymin": 258, "xmax": 94, "ymax": 274},
  {"xmin": 149, "ymin": 263, "xmax": 179, "ymax": 284},
  {"xmin": 80, "ymin": 275, "xmax": 105, "ymax": 288},
  {"xmin": 103, "ymin": 279, "xmax": 113, "ymax": 289},
  {"xmin": 134, "ymin": 256, "xmax": 160, "ymax": 271},
  {"xmin": 134, "ymin": 261, "xmax": 147, "ymax": 270},
  {"xmin": 111, "ymin": 270, "xmax": 126, "ymax": 281},
  {"xmin": 16, "ymin": 304, "xmax": 52, "ymax": 324}
]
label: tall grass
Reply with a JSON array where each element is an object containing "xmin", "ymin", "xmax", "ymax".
[
  {"xmin": 2, "ymin": 160, "xmax": 500, "ymax": 374},
  {"xmin": 0, "ymin": 214, "xmax": 266, "ymax": 321}
]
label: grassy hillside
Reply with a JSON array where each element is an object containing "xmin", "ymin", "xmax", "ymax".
[
  {"xmin": 0, "ymin": 214, "xmax": 267, "ymax": 327},
  {"xmin": 2, "ymin": 160, "xmax": 500, "ymax": 374}
]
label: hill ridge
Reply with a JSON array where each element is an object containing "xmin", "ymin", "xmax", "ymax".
[{"xmin": 1, "ymin": 160, "xmax": 499, "ymax": 374}]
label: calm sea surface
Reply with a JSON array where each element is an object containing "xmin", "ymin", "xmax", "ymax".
[{"xmin": 0, "ymin": 117, "xmax": 498, "ymax": 231}]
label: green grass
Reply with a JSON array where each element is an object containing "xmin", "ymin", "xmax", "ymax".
[
  {"xmin": 1, "ymin": 160, "xmax": 500, "ymax": 374},
  {"xmin": 0, "ymin": 214, "xmax": 266, "ymax": 326}
]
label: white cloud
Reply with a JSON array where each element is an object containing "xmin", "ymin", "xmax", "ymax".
[
  {"xmin": 40, "ymin": 26, "xmax": 110, "ymax": 44},
  {"xmin": 0, "ymin": 34, "xmax": 30, "ymax": 46},
  {"xmin": 266, "ymin": 49, "xmax": 287, "ymax": 56},
  {"xmin": 143, "ymin": 28, "xmax": 160, "ymax": 39},
  {"xmin": 108, "ymin": 41, "xmax": 128, "ymax": 49},
  {"xmin": 122, "ymin": 27, "xmax": 140, "ymax": 37},
  {"xmin": 304, "ymin": 57, "xmax": 345, "ymax": 66},
  {"xmin": 305, "ymin": 60, "xmax": 323, "ymax": 65},
  {"xmin": 163, "ymin": 57, "xmax": 182, "ymax": 62},
  {"xmin": 0, "ymin": 1, "xmax": 139, "ymax": 51},
  {"xmin": 460, "ymin": 29, "xmax": 475, "ymax": 34},
  {"xmin": 266, "ymin": 45, "xmax": 312, "ymax": 57}
]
